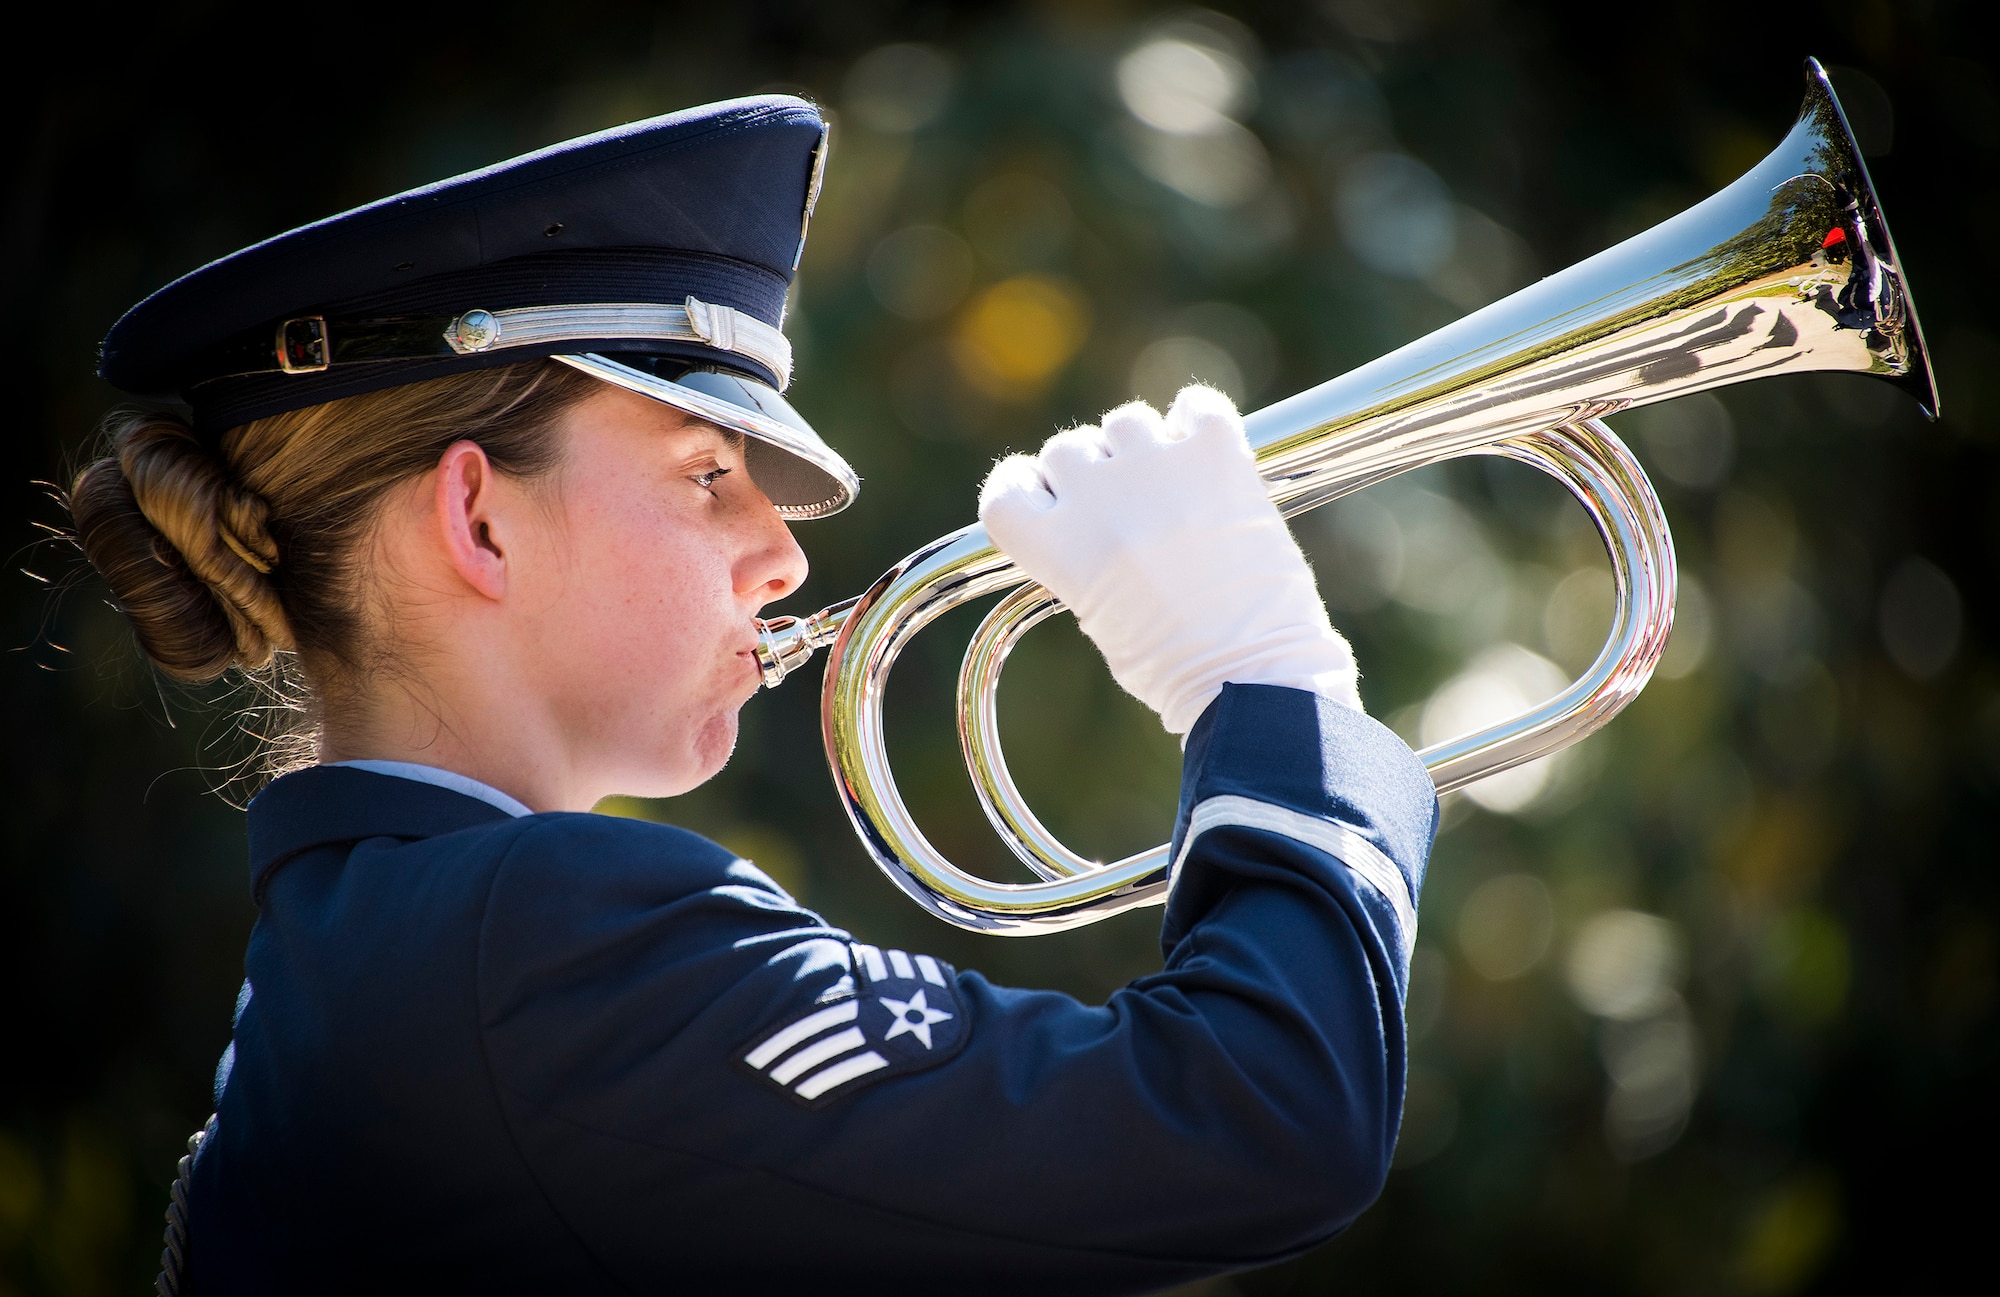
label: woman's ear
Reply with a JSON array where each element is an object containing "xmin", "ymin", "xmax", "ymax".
[{"xmin": 434, "ymin": 441, "xmax": 510, "ymax": 600}]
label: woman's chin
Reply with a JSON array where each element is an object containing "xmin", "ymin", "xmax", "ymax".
[
  {"xmin": 628, "ymin": 712, "xmax": 739, "ymax": 800},
  {"xmin": 689, "ymin": 711, "xmax": 741, "ymax": 780}
]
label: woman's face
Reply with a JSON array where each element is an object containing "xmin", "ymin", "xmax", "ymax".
[{"xmin": 512, "ymin": 385, "xmax": 808, "ymax": 799}]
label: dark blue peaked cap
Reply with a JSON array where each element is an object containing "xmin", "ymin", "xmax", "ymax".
[{"xmin": 98, "ymin": 95, "xmax": 858, "ymax": 518}]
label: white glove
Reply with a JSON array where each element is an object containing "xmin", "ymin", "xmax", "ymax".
[{"xmin": 979, "ymin": 385, "xmax": 1361, "ymax": 737}]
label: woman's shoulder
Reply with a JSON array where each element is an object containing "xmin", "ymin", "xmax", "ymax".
[
  {"xmin": 507, "ymin": 808, "xmax": 739, "ymax": 866},
  {"xmin": 491, "ymin": 810, "xmax": 808, "ymax": 923},
  {"xmin": 250, "ymin": 766, "xmax": 785, "ymax": 909},
  {"xmin": 478, "ymin": 811, "xmax": 836, "ymax": 1011}
]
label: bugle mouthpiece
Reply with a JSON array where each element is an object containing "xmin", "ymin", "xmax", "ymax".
[{"xmin": 754, "ymin": 597, "xmax": 859, "ymax": 689}]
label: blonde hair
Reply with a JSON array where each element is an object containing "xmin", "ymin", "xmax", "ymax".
[{"xmin": 67, "ymin": 360, "xmax": 603, "ymax": 767}]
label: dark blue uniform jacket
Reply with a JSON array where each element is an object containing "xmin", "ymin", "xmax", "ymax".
[{"xmin": 186, "ymin": 684, "xmax": 1437, "ymax": 1294}]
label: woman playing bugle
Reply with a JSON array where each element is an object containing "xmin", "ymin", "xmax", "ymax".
[{"xmin": 69, "ymin": 95, "xmax": 1436, "ymax": 1294}]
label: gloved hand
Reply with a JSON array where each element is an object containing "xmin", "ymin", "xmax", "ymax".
[{"xmin": 979, "ymin": 385, "xmax": 1361, "ymax": 737}]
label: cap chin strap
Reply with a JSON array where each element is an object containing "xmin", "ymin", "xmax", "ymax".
[{"xmin": 208, "ymin": 296, "xmax": 792, "ymax": 389}]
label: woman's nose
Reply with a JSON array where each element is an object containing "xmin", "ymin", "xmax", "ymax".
[{"xmin": 736, "ymin": 497, "xmax": 809, "ymax": 607}]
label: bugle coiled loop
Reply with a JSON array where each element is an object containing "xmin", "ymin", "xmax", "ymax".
[
  {"xmin": 755, "ymin": 60, "xmax": 1935, "ymax": 935},
  {"xmin": 958, "ymin": 418, "xmax": 1674, "ymax": 899}
]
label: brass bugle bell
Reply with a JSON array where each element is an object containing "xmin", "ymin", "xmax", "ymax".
[{"xmin": 753, "ymin": 58, "xmax": 1936, "ymax": 935}]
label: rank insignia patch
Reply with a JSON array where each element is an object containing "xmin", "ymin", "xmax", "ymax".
[{"xmin": 741, "ymin": 942, "xmax": 967, "ymax": 1106}]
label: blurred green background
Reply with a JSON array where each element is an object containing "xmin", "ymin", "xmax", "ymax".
[{"xmin": 4, "ymin": 1, "xmax": 1994, "ymax": 1291}]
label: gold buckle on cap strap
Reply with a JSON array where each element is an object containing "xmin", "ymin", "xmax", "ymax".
[
  {"xmin": 275, "ymin": 316, "xmax": 331, "ymax": 374},
  {"xmin": 440, "ymin": 297, "xmax": 793, "ymax": 387}
]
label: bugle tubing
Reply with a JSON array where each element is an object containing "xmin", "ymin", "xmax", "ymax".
[{"xmin": 753, "ymin": 59, "xmax": 1934, "ymax": 935}]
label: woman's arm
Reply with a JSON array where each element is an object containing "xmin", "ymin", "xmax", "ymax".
[{"xmin": 475, "ymin": 682, "xmax": 1431, "ymax": 1293}]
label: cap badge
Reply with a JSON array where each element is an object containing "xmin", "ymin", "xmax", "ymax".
[{"xmin": 445, "ymin": 309, "xmax": 502, "ymax": 353}]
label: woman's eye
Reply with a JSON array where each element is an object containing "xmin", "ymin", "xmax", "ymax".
[{"xmin": 693, "ymin": 467, "xmax": 733, "ymax": 490}]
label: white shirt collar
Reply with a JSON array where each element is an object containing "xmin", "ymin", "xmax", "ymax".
[{"xmin": 325, "ymin": 760, "xmax": 534, "ymax": 819}]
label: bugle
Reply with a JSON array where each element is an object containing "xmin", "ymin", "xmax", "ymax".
[{"xmin": 754, "ymin": 59, "xmax": 1936, "ymax": 935}]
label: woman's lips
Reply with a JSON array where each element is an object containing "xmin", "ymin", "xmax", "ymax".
[{"xmin": 735, "ymin": 646, "xmax": 764, "ymax": 692}]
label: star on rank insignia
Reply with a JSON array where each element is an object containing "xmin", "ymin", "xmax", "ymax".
[
  {"xmin": 880, "ymin": 988, "xmax": 952, "ymax": 1049},
  {"xmin": 739, "ymin": 941, "xmax": 967, "ymax": 1107}
]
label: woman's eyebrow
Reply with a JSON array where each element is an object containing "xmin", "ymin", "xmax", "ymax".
[
  {"xmin": 671, "ymin": 427, "xmax": 746, "ymax": 468},
  {"xmin": 678, "ymin": 421, "xmax": 744, "ymax": 452}
]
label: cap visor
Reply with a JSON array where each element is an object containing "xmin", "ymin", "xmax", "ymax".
[{"xmin": 553, "ymin": 352, "xmax": 858, "ymax": 519}]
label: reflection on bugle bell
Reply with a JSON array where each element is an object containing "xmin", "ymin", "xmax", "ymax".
[{"xmin": 753, "ymin": 58, "xmax": 1936, "ymax": 936}]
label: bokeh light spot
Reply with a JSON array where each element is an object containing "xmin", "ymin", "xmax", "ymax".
[
  {"xmin": 1311, "ymin": 494, "xmax": 1406, "ymax": 613},
  {"xmin": 1623, "ymin": 392, "xmax": 1737, "ymax": 490},
  {"xmin": 1335, "ymin": 152, "xmax": 1457, "ymax": 279},
  {"xmin": 1656, "ymin": 573, "xmax": 1714, "ymax": 680},
  {"xmin": 1542, "ymin": 566, "xmax": 1613, "ymax": 672},
  {"xmin": 1566, "ymin": 910, "xmax": 1687, "ymax": 1021},
  {"xmin": 1116, "ymin": 38, "xmax": 1252, "ymax": 136},
  {"xmin": 1422, "ymin": 207, "xmax": 1536, "ymax": 310},
  {"xmin": 1456, "ymin": 873, "xmax": 1556, "ymax": 981},
  {"xmin": 1129, "ymin": 335, "xmax": 1242, "ymax": 407},
  {"xmin": 1421, "ymin": 644, "xmax": 1569, "ymax": 814},
  {"xmin": 951, "ymin": 274, "xmax": 1091, "ymax": 398},
  {"xmin": 1126, "ymin": 119, "xmax": 1273, "ymax": 207},
  {"xmin": 1600, "ymin": 1001, "xmax": 1698, "ymax": 1160}
]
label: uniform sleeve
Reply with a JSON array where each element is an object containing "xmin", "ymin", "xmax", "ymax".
[{"xmin": 475, "ymin": 683, "xmax": 1437, "ymax": 1295}]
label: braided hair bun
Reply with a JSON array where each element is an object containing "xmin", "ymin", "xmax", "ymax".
[{"xmin": 71, "ymin": 413, "xmax": 295, "ymax": 683}]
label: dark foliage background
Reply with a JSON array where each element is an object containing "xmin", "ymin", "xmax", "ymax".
[{"xmin": 3, "ymin": 1, "xmax": 1994, "ymax": 1292}]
